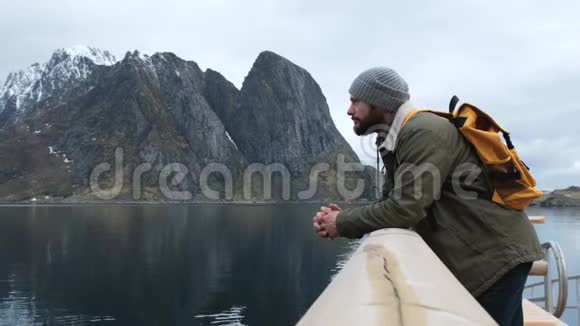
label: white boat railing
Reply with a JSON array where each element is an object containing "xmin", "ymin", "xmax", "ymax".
[{"xmin": 298, "ymin": 229, "xmax": 498, "ymax": 326}]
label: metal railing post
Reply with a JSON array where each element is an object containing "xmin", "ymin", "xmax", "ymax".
[
  {"xmin": 541, "ymin": 241, "xmax": 568, "ymax": 318},
  {"xmin": 544, "ymin": 245, "xmax": 553, "ymax": 312}
]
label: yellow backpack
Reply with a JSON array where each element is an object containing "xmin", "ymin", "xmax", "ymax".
[{"xmin": 403, "ymin": 96, "xmax": 542, "ymax": 211}]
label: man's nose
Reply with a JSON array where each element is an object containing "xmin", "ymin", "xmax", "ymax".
[{"xmin": 347, "ymin": 105, "xmax": 354, "ymax": 116}]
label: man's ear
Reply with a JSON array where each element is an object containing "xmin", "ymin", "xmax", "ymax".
[{"xmin": 382, "ymin": 110, "xmax": 394, "ymax": 125}]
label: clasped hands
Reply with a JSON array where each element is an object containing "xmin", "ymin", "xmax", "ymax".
[{"xmin": 312, "ymin": 203, "xmax": 341, "ymax": 240}]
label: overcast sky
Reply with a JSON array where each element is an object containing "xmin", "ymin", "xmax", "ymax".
[{"xmin": 1, "ymin": 0, "xmax": 579, "ymax": 190}]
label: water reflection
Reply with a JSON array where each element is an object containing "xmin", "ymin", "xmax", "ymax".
[
  {"xmin": 2, "ymin": 205, "xmax": 578, "ymax": 325},
  {"xmin": 194, "ymin": 305, "xmax": 247, "ymax": 325},
  {"xmin": 0, "ymin": 204, "xmax": 354, "ymax": 325}
]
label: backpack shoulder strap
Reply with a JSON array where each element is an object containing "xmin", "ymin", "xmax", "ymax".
[{"xmin": 402, "ymin": 109, "xmax": 453, "ymax": 128}]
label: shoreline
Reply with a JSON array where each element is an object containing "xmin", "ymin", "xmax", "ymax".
[
  {"xmin": 2, "ymin": 187, "xmax": 578, "ymax": 208},
  {"xmin": 1, "ymin": 201, "xmax": 579, "ymax": 208},
  {"xmin": 0, "ymin": 200, "xmax": 370, "ymax": 207}
]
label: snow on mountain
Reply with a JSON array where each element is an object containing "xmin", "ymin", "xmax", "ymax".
[
  {"xmin": 225, "ymin": 131, "xmax": 238, "ymax": 150},
  {"xmin": 0, "ymin": 63, "xmax": 46, "ymax": 110},
  {"xmin": 57, "ymin": 45, "xmax": 117, "ymax": 66},
  {"xmin": 44, "ymin": 46, "xmax": 117, "ymax": 83},
  {"xmin": 0, "ymin": 46, "xmax": 117, "ymax": 118}
]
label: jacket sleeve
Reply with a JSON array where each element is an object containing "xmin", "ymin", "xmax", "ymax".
[{"xmin": 336, "ymin": 127, "xmax": 456, "ymax": 239}]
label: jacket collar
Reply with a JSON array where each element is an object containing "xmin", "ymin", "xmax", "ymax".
[{"xmin": 379, "ymin": 100, "xmax": 414, "ymax": 152}]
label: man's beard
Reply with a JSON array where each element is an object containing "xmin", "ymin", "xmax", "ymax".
[{"xmin": 353, "ymin": 110, "xmax": 387, "ymax": 135}]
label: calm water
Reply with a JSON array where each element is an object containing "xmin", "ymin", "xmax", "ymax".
[{"xmin": 0, "ymin": 205, "xmax": 578, "ymax": 326}]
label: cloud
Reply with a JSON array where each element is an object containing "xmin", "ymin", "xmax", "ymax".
[{"xmin": 1, "ymin": 0, "xmax": 579, "ymax": 189}]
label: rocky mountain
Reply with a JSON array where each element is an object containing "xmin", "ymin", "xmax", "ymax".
[
  {"xmin": 0, "ymin": 46, "xmax": 117, "ymax": 127},
  {"xmin": 532, "ymin": 186, "xmax": 580, "ymax": 207},
  {"xmin": 0, "ymin": 46, "xmax": 376, "ymax": 202}
]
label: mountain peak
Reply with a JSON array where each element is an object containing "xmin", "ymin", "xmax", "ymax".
[
  {"xmin": 252, "ymin": 50, "xmax": 293, "ymax": 68},
  {"xmin": 121, "ymin": 50, "xmax": 155, "ymax": 66},
  {"xmin": 247, "ymin": 50, "xmax": 314, "ymax": 84},
  {"xmin": 52, "ymin": 45, "xmax": 117, "ymax": 66},
  {"xmin": 257, "ymin": 50, "xmax": 283, "ymax": 59},
  {"xmin": 0, "ymin": 46, "xmax": 117, "ymax": 118}
]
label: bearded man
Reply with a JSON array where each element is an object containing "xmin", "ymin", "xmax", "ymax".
[{"xmin": 312, "ymin": 67, "xmax": 543, "ymax": 326}]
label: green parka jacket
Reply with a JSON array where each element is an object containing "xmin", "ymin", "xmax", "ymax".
[{"xmin": 336, "ymin": 110, "xmax": 543, "ymax": 296}]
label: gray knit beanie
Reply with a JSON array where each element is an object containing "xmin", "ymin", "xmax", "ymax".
[{"xmin": 349, "ymin": 67, "xmax": 410, "ymax": 112}]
